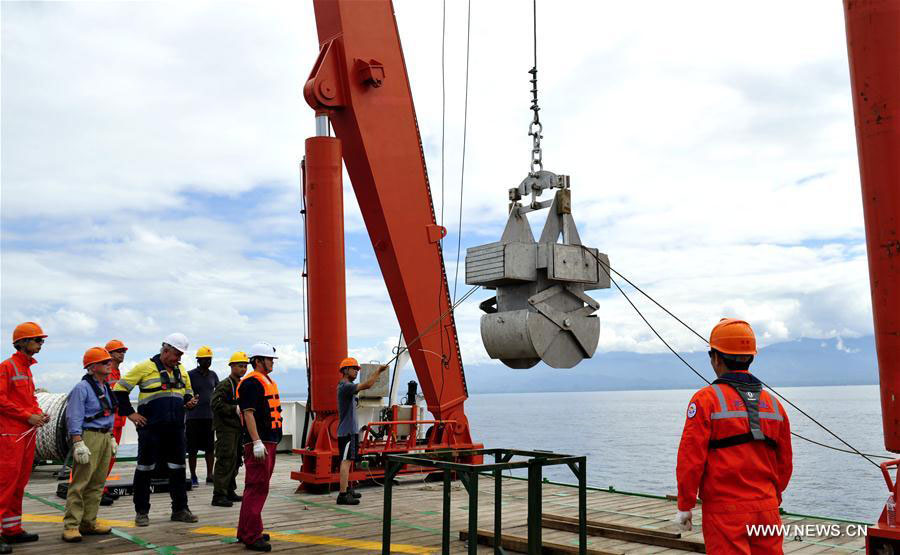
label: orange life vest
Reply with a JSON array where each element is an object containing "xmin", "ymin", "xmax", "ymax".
[{"xmin": 236, "ymin": 370, "xmax": 282, "ymax": 430}]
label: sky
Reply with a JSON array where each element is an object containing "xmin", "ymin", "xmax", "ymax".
[{"xmin": 1, "ymin": 1, "xmax": 873, "ymax": 392}]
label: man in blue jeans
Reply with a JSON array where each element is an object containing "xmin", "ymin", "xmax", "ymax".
[{"xmin": 336, "ymin": 357, "xmax": 387, "ymax": 506}]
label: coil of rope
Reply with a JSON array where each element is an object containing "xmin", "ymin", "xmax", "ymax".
[{"xmin": 34, "ymin": 392, "xmax": 71, "ymax": 462}]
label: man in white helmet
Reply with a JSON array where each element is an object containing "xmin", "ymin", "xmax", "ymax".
[
  {"xmin": 235, "ymin": 342, "xmax": 282, "ymax": 552},
  {"xmin": 113, "ymin": 333, "xmax": 200, "ymax": 527}
]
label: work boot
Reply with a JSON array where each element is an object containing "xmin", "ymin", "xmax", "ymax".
[
  {"xmin": 171, "ymin": 508, "xmax": 199, "ymax": 523},
  {"xmin": 2, "ymin": 532, "xmax": 38, "ymax": 544},
  {"xmin": 347, "ymin": 487, "xmax": 362, "ymax": 499},
  {"xmin": 244, "ymin": 538, "xmax": 271, "ymax": 552},
  {"xmin": 61, "ymin": 529, "xmax": 82, "ymax": 543},
  {"xmin": 211, "ymin": 496, "xmax": 233, "ymax": 508},
  {"xmin": 135, "ymin": 513, "xmax": 150, "ymax": 527},
  {"xmin": 79, "ymin": 524, "xmax": 111, "ymax": 535},
  {"xmin": 336, "ymin": 492, "xmax": 359, "ymax": 505},
  {"xmin": 227, "ymin": 493, "xmax": 243, "ymax": 502},
  {"xmin": 0, "ymin": 538, "xmax": 10, "ymax": 554},
  {"xmin": 100, "ymin": 493, "xmax": 115, "ymax": 506}
]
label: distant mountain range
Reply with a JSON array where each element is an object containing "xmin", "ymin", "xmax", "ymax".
[{"xmin": 279, "ymin": 335, "xmax": 879, "ymax": 398}]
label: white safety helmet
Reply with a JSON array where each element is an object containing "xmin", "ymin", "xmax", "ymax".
[
  {"xmin": 162, "ymin": 332, "xmax": 190, "ymax": 354},
  {"xmin": 248, "ymin": 342, "xmax": 278, "ymax": 359}
]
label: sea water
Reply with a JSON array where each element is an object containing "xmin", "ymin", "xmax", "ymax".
[{"xmin": 466, "ymin": 384, "xmax": 888, "ymax": 522}]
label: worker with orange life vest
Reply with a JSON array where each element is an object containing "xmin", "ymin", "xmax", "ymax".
[
  {"xmin": 101, "ymin": 339, "xmax": 128, "ymax": 506},
  {"xmin": 235, "ymin": 342, "xmax": 282, "ymax": 553},
  {"xmin": 0, "ymin": 322, "xmax": 50, "ymax": 554},
  {"xmin": 675, "ymin": 319, "xmax": 793, "ymax": 554}
]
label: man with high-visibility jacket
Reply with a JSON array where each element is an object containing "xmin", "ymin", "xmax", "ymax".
[
  {"xmin": 113, "ymin": 333, "xmax": 199, "ymax": 527},
  {"xmin": 0, "ymin": 322, "xmax": 50, "ymax": 554},
  {"xmin": 101, "ymin": 339, "xmax": 128, "ymax": 506},
  {"xmin": 675, "ymin": 319, "xmax": 793, "ymax": 554},
  {"xmin": 236, "ymin": 342, "xmax": 282, "ymax": 553}
]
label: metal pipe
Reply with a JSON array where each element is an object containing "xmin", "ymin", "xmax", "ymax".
[
  {"xmin": 315, "ymin": 114, "xmax": 329, "ymax": 137},
  {"xmin": 843, "ymin": 0, "xmax": 900, "ymax": 452}
]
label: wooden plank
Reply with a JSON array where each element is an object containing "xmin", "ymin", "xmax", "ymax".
[
  {"xmin": 459, "ymin": 528, "xmax": 624, "ymax": 555},
  {"xmin": 544, "ymin": 513, "xmax": 683, "ymax": 539},
  {"xmin": 542, "ymin": 514, "xmax": 705, "ymax": 553}
]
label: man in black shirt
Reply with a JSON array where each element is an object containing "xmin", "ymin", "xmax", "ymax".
[
  {"xmin": 187, "ymin": 346, "xmax": 219, "ymax": 486},
  {"xmin": 235, "ymin": 342, "xmax": 282, "ymax": 553}
]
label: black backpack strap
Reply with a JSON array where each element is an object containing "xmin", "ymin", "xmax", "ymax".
[{"xmin": 710, "ymin": 377, "xmax": 777, "ymax": 450}]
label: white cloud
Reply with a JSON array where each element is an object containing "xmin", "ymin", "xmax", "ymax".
[{"xmin": 1, "ymin": 1, "xmax": 875, "ymax": 392}]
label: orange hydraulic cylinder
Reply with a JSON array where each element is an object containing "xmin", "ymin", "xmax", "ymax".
[
  {"xmin": 843, "ymin": 0, "xmax": 900, "ymax": 452},
  {"xmin": 304, "ymin": 136, "xmax": 347, "ymax": 414}
]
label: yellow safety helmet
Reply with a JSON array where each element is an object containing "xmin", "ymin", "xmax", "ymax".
[
  {"xmin": 229, "ymin": 351, "xmax": 250, "ymax": 364},
  {"xmin": 196, "ymin": 345, "xmax": 214, "ymax": 358}
]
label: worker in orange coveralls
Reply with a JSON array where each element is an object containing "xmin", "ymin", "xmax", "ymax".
[
  {"xmin": 0, "ymin": 322, "xmax": 51, "ymax": 554},
  {"xmin": 101, "ymin": 339, "xmax": 129, "ymax": 506},
  {"xmin": 675, "ymin": 319, "xmax": 793, "ymax": 554}
]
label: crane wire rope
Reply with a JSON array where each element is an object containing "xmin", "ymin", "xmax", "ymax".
[
  {"xmin": 451, "ymin": 0, "xmax": 472, "ymax": 305},
  {"xmin": 577, "ymin": 246, "xmax": 888, "ymax": 466}
]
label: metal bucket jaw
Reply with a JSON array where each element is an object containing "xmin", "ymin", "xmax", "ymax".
[{"xmin": 465, "ymin": 171, "xmax": 610, "ymax": 369}]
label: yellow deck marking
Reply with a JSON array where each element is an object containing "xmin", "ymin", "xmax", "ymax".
[
  {"xmin": 192, "ymin": 525, "xmax": 434, "ymax": 554},
  {"xmin": 23, "ymin": 514, "xmax": 135, "ymax": 528}
]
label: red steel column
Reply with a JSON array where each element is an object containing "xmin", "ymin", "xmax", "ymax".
[
  {"xmin": 305, "ymin": 135, "xmax": 347, "ymax": 415},
  {"xmin": 844, "ymin": 0, "xmax": 900, "ymax": 452}
]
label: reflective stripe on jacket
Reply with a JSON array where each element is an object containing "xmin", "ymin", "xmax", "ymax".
[
  {"xmin": 0, "ymin": 352, "xmax": 41, "ymax": 435},
  {"xmin": 113, "ymin": 356, "xmax": 193, "ymax": 425},
  {"xmin": 676, "ymin": 371, "xmax": 793, "ymax": 514}
]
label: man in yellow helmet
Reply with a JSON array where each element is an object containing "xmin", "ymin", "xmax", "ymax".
[
  {"xmin": 210, "ymin": 352, "xmax": 249, "ymax": 507},
  {"xmin": 187, "ymin": 346, "xmax": 219, "ymax": 487}
]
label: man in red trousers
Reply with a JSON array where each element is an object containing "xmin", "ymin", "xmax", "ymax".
[
  {"xmin": 235, "ymin": 342, "xmax": 282, "ymax": 552},
  {"xmin": 101, "ymin": 339, "xmax": 128, "ymax": 505},
  {"xmin": 0, "ymin": 322, "xmax": 51, "ymax": 554}
]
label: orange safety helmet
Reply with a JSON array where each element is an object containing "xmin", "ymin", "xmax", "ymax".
[
  {"xmin": 339, "ymin": 357, "xmax": 360, "ymax": 372},
  {"xmin": 83, "ymin": 347, "xmax": 112, "ymax": 369},
  {"xmin": 105, "ymin": 339, "xmax": 128, "ymax": 353},
  {"xmin": 709, "ymin": 318, "xmax": 757, "ymax": 355},
  {"xmin": 12, "ymin": 321, "xmax": 47, "ymax": 344}
]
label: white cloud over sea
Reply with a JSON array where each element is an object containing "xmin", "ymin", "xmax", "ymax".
[{"xmin": 1, "ymin": 1, "xmax": 871, "ymax": 391}]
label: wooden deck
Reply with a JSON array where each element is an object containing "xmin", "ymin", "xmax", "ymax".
[{"xmin": 16, "ymin": 454, "xmax": 866, "ymax": 553}]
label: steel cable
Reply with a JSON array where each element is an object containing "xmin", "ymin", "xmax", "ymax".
[{"xmin": 578, "ymin": 246, "xmax": 887, "ymax": 467}]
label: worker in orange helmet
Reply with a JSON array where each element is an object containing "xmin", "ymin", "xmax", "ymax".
[
  {"xmin": 675, "ymin": 319, "xmax": 793, "ymax": 554},
  {"xmin": 0, "ymin": 322, "xmax": 51, "ymax": 553},
  {"xmin": 336, "ymin": 357, "xmax": 387, "ymax": 506},
  {"xmin": 100, "ymin": 339, "xmax": 128, "ymax": 506}
]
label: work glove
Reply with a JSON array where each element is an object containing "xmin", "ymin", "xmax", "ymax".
[
  {"xmin": 73, "ymin": 440, "xmax": 91, "ymax": 464},
  {"xmin": 673, "ymin": 510, "xmax": 692, "ymax": 532},
  {"xmin": 110, "ymin": 436, "xmax": 118, "ymax": 456},
  {"xmin": 252, "ymin": 440, "xmax": 266, "ymax": 460}
]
